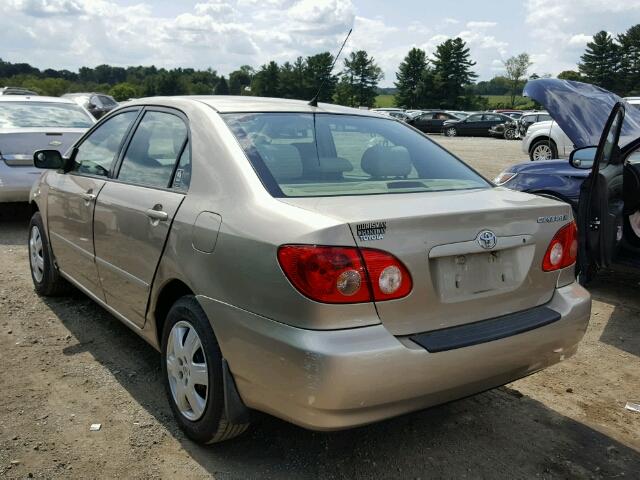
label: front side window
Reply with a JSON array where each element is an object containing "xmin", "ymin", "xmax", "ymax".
[
  {"xmin": 0, "ymin": 101, "xmax": 94, "ymax": 128},
  {"xmin": 223, "ymin": 113, "xmax": 489, "ymax": 198},
  {"xmin": 117, "ymin": 111, "xmax": 188, "ymax": 188},
  {"xmin": 466, "ymin": 114, "xmax": 482, "ymax": 122},
  {"xmin": 72, "ymin": 110, "xmax": 138, "ymax": 176}
]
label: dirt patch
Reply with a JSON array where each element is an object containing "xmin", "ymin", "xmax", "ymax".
[{"xmin": 1, "ymin": 137, "xmax": 638, "ymax": 479}]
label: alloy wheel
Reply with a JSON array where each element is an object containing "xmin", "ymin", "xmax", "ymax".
[
  {"xmin": 29, "ymin": 226, "xmax": 45, "ymax": 283},
  {"xmin": 166, "ymin": 320, "xmax": 209, "ymax": 421},
  {"xmin": 532, "ymin": 144, "xmax": 553, "ymax": 160},
  {"xmin": 445, "ymin": 127, "xmax": 457, "ymax": 137}
]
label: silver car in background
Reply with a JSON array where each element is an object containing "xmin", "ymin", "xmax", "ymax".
[
  {"xmin": 0, "ymin": 96, "xmax": 94, "ymax": 202},
  {"xmin": 28, "ymin": 96, "xmax": 591, "ymax": 444}
]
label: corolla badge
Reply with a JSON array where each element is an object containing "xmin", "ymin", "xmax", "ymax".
[
  {"xmin": 476, "ymin": 230, "xmax": 497, "ymax": 250},
  {"xmin": 48, "ymin": 140, "xmax": 62, "ymax": 146}
]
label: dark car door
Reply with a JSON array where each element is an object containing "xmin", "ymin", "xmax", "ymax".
[
  {"xmin": 577, "ymin": 103, "xmax": 626, "ymax": 276},
  {"xmin": 460, "ymin": 113, "xmax": 483, "ymax": 135},
  {"xmin": 482, "ymin": 114, "xmax": 507, "ymax": 136},
  {"xmin": 92, "ymin": 108, "xmax": 189, "ymax": 327},
  {"xmin": 412, "ymin": 113, "xmax": 435, "ymax": 132}
]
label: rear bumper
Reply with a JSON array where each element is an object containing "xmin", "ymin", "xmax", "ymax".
[
  {"xmin": 0, "ymin": 162, "xmax": 41, "ymax": 202},
  {"xmin": 198, "ymin": 282, "xmax": 591, "ymax": 431}
]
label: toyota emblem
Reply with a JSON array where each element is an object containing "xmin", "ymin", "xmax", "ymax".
[{"xmin": 477, "ymin": 230, "xmax": 497, "ymax": 250}]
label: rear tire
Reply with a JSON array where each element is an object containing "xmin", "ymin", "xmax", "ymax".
[
  {"xmin": 161, "ymin": 296, "xmax": 249, "ymax": 444},
  {"xmin": 504, "ymin": 128, "xmax": 516, "ymax": 140},
  {"xmin": 444, "ymin": 127, "xmax": 457, "ymax": 137},
  {"xmin": 529, "ymin": 139, "xmax": 558, "ymax": 161},
  {"xmin": 28, "ymin": 212, "xmax": 70, "ymax": 296}
]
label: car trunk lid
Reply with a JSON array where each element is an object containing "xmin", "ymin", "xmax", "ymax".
[
  {"xmin": 0, "ymin": 128, "xmax": 85, "ymax": 166},
  {"xmin": 280, "ymin": 188, "xmax": 574, "ymax": 336}
]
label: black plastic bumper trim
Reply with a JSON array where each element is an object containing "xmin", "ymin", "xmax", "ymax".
[{"xmin": 409, "ymin": 306, "xmax": 561, "ymax": 353}]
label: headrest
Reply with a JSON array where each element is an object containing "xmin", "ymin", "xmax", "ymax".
[
  {"xmin": 256, "ymin": 143, "xmax": 303, "ymax": 181},
  {"xmin": 306, "ymin": 157, "xmax": 354, "ymax": 175},
  {"xmin": 361, "ymin": 145, "xmax": 412, "ymax": 178}
]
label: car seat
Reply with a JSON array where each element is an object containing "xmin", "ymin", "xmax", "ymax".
[{"xmin": 361, "ymin": 145, "xmax": 412, "ymax": 179}]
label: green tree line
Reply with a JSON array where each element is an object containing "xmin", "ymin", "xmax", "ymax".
[{"xmin": 1, "ymin": 23, "xmax": 639, "ymax": 108}]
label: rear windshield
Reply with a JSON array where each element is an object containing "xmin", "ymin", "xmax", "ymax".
[
  {"xmin": 0, "ymin": 102, "xmax": 94, "ymax": 128},
  {"xmin": 223, "ymin": 113, "xmax": 490, "ymax": 197}
]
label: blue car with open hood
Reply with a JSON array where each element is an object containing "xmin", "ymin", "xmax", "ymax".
[{"xmin": 495, "ymin": 79, "xmax": 640, "ymax": 280}]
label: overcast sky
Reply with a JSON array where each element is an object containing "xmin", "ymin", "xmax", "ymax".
[{"xmin": 3, "ymin": 0, "xmax": 640, "ymax": 86}]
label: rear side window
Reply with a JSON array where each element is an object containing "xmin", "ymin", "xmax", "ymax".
[
  {"xmin": 223, "ymin": 113, "xmax": 489, "ymax": 198},
  {"xmin": 117, "ymin": 111, "xmax": 188, "ymax": 188},
  {"xmin": 72, "ymin": 111, "xmax": 138, "ymax": 177}
]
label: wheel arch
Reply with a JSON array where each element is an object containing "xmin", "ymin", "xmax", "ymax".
[
  {"xmin": 528, "ymin": 136, "xmax": 557, "ymax": 153},
  {"xmin": 153, "ymin": 278, "xmax": 195, "ymax": 347}
]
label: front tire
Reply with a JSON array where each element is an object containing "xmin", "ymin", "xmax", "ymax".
[
  {"xmin": 28, "ymin": 212, "xmax": 70, "ymax": 296},
  {"xmin": 444, "ymin": 127, "xmax": 458, "ymax": 137},
  {"xmin": 530, "ymin": 139, "xmax": 558, "ymax": 161},
  {"xmin": 161, "ymin": 296, "xmax": 249, "ymax": 444}
]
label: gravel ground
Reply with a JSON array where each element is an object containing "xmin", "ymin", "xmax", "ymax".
[{"xmin": 0, "ymin": 136, "xmax": 638, "ymax": 479}]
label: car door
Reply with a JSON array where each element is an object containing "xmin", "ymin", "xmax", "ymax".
[
  {"xmin": 577, "ymin": 103, "xmax": 626, "ymax": 275},
  {"xmin": 463, "ymin": 114, "xmax": 483, "ymax": 135},
  {"xmin": 412, "ymin": 113, "xmax": 432, "ymax": 132},
  {"xmin": 93, "ymin": 108, "xmax": 189, "ymax": 327},
  {"xmin": 46, "ymin": 109, "xmax": 140, "ymax": 299},
  {"xmin": 482, "ymin": 114, "xmax": 505, "ymax": 135}
]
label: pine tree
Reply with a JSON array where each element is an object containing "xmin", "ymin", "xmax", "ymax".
[
  {"xmin": 578, "ymin": 31, "xmax": 620, "ymax": 92},
  {"xmin": 252, "ymin": 61, "xmax": 280, "ymax": 97},
  {"xmin": 304, "ymin": 52, "xmax": 337, "ymax": 103},
  {"xmin": 229, "ymin": 65, "xmax": 253, "ymax": 95},
  {"xmin": 338, "ymin": 50, "xmax": 383, "ymax": 108},
  {"xmin": 395, "ymin": 48, "xmax": 429, "ymax": 109},
  {"xmin": 214, "ymin": 76, "xmax": 229, "ymax": 95},
  {"xmin": 618, "ymin": 24, "xmax": 640, "ymax": 95},
  {"xmin": 278, "ymin": 62, "xmax": 298, "ymax": 99},
  {"xmin": 432, "ymin": 38, "xmax": 477, "ymax": 109}
]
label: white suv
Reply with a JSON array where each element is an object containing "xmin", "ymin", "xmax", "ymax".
[{"xmin": 521, "ymin": 120, "xmax": 574, "ymax": 161}]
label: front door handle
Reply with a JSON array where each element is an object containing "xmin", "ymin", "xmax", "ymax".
[
  {"xmin": 146, "ymin": 208, "xmax": 168, "ymax": 222},
  {"xmin": 80, "ymin": 192, "xmax": 96, "ymax": 202}
]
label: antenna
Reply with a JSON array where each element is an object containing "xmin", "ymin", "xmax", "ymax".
[{"xmin": 308, "ymin": 28, "xmax": 352, "ymax": 107}]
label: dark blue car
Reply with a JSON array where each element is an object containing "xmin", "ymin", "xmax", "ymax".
[{"xmin": 494, "ymin": 79, "xmax": 640, "ymax": 281}]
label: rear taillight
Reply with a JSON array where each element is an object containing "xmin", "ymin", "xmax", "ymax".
[
  {"xmin": 542, "ymin": 221, "xmax": 578, "ymax": 272},
  {"xmin": 277, "ymin": 245, "xmax": 412, "ymax": 304}
]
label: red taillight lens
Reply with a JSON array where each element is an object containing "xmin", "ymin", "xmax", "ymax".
[
  {"xmin": 360, "ymin": 249, "xmax": 413, "ymax": 301},
  {"xmin": 542, "ymin": 221, "xmax": 578, "ymax": 272},
  {"xmin": 277, "ymin": 245, "xmax": 412, "ymax": 303}
]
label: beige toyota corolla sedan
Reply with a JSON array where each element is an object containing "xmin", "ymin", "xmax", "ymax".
[{"xmin": 28, "ymin": 96, "xmax": 591, "ymax": 444}]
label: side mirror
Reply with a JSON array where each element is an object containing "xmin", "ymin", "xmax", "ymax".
[
  {"xmin": 34, "ymin": 150, "xmax": 65, "ymax": 169},
  {"xmin": 569, "ymin": 146, "xmax": 597, "ymax": 169}
]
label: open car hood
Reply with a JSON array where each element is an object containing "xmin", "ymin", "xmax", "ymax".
[{"xmin": 523, "ymin": 79, "xmax": 640, "ymax": 149}]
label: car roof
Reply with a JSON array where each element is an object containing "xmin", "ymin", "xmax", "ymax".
[
  {"xmin": 126, "ymin": 95, "xmax": 384, "ymax": 116},
  {"xmin": 0, "ymin": 95, "xmax": 78, "ymax": 104}
]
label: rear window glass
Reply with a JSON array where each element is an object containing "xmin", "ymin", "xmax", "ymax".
[
  {"xmin": 0, "ymin": 102, "xmax": 94, "ymax": 128},
  {"xmin": 222, "ymin": 113, "xmax": 489, "ymax": 198}
]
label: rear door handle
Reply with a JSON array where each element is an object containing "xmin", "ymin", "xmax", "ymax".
[{"xmin": 146, "ymin": 208, "xmax": 168, "ymax": 221}]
